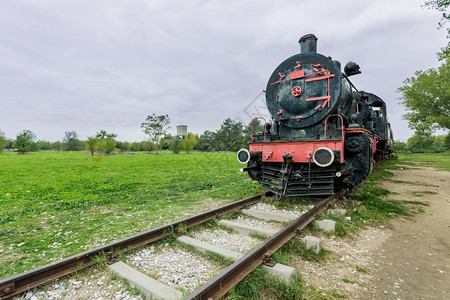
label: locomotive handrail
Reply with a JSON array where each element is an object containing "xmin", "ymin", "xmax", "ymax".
[
  {"xmin": 324, "ymin": 114, "xmax": 344, "ymax": 139},
  {"xmin": 251, "ymin": 117, "xmax": 267, "ymax": 142}
]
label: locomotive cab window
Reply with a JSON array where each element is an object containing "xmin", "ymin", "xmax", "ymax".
[{"xmin": 372, "ymin": 107, "xmax": 383, "ymax": 117}]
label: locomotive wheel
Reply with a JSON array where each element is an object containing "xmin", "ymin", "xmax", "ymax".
[
  {"xmin": 343, "ymin": 134, "xmax": 372, "ymax": 188},
  {"xmin": 247, "ymin": 161, "xmax": 261, "ymax": 181},
  {"xmin": 344, "ymin": 135, "xmax": 365, "ymax": 153}
]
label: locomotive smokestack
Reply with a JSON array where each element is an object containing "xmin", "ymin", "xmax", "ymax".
[{"xmin": 299, "ymin": 34, "xmax": 318, "ymax": 53}]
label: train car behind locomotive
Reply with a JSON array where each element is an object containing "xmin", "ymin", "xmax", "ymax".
[{"xmin": 237, "ymin": 34, "xmax": 393, "ymax": 199}]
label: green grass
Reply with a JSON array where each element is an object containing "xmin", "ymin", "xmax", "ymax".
[
  {"xmin": 326, "ymin": 157, "xmax": 412, "ymax": 236},
  {"xmin": 0, "ymin": 151, "xmax": 262, "ymax": 279},
  {"xmin": 230, "ymin": 153, "xmax": 449, "ymax": 299},
  {"xmin": 354, "ymin": 264, "xmax": 369, "ymax": 274},
  {"xmin": 2, "ymin": 151, "xmax": 447, "ymax": 296},
  {"xmin": 227, "ymin": 266, "xmax": 347, "ymax": 300},
  {"xmin": 272, "ymin": 235, "xmax": 330, "ymax": 264},
  {"xmin": 226, "ymin": 267, "xmax": 306, "ymax": 300},
  {"xmin": 330, "ymin": 153, "xmax": 448, "ymax": 237},
  {"xmin": 411, "ymin": 190, "xmax": 438, "ymax": 196},
  {"xmin": 397, "ymin": 152, "xmax": 450, "ymax": 171}
]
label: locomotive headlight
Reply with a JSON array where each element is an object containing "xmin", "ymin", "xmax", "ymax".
[
  {"xmin": 237, "ymin": 149, "xmax": 251, "ymax": 164},
  {"xmin": 313, "ymin": 147, "xmax": 335, "ymax": 167}
]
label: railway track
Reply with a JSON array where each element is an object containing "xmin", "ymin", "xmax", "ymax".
[{"xmin": 1, "ymin": 190, "xmax": 344, "ymax": 299}]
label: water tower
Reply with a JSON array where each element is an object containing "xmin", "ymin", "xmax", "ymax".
[{"xmin": 177, "ymin": 125, "xmax": 187, "ymax": 139}]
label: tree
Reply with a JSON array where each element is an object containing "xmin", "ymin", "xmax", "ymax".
[
  {"xmin": 446, "ymin": 132, "xmax": 450, "ymax": 149},
  {"xmin": 393, "ymin": 140, "xmax": 408, "ymax": 153},
  {"xmin": 406, "ymin": 134, "xmax": 433, "ymax": 153},
  {"xmin": 432, "ymin": 135, "xmax": 447, "ymax": 152},
  {"xmin": 95, "ymin": 130, "xmax": 117, "ymax": 155},
  {"xmin": 141, "ymin": 114, "xmax": 171, "ymax": 154},
  {"xmin": 101, "ymin": 138, "xmax": 116, "ymax": 154},
  {"xmin": 13, "ymin": 130, "xmax": 36, "ymax": 154},
  {"xmin": 399, "ymin": 1, "xmax": 450, "ymax": 135},
  {"xmin": 0, "ymin": 130, "xmax": 8, "ymax": 153},
  {"xmin": 243, "ymin": 119, "xmax": 264, "ymax": 145},
  {"xmin": 423, "ymin": 1, "xmax": 450, "ymax": 31},
  {"xmin": 51, "ymin": 141, "xmax": 62, "ymax": 151},
  {"xmin": 186, "ymin": 132, "xmax": 199, "ymax": 144},
  {"xmin": 171, "ymin": 138, "xmax": 182, "ymax": 154},
  {"xmin": 160, "ymin": 134, "xmax": 175, "ymax": 150},
  {"xmin": 181, "ymin": 132, "xmax": 198, "ymax": 154},
  {"xmin": 130, "ymin": 142, "xmax": 142, "ymax": 152},
  {"xmin": 63, "ymin": 131, "xmax": 83, "ymax": 151},
  {"xmin": 85, "ymin": 136, "xmax": 99, "ymax": 155},
  {"xmin": 35, "ymin": 140, "xmax": 52, "ymax": 151},
  {"xmin": 215, "ymin": 118, "xmax": 246, "ymax": 151},
  {"xmin": 423, "ymin": 0, "xmax": 449, "ymax": 56},
  {"xmin": 182, "ymin": 140, "xmax": 194, "ymax": 153},
  {"xmin": 140, "ymin": 141, "xmax": 156, "ymax": 152},
  {"xmin": 116, "ymin": 141, "xmax": 131, "ymax": 152},
  {"xmin": 96, "ymin": 130, "xmax": 117, "ymax": 140},
  {"xmin": 195, "ymin": 130, "xmax": 217, "ymax": 151},
  {"xmin": 398, "ymin": 53, "xmax": 450, "ymax": 133}
]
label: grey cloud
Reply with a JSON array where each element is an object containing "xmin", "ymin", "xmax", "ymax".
[{"xmin": 0, "ymin": 0, "xmax": 447, "ymax": 141}]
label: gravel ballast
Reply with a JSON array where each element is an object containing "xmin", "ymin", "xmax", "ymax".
[
  {"xmin": 127, "ymin": 246, "xmax": 221, "ymax": 291},
  {"xmin": 191, "ymin": 228, "xmax": 259, "ymax": 253}
]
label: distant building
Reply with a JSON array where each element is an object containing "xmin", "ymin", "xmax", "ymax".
[{"xmin": 177, "ymin": 125, "xmax": 187, "ymax": 138}]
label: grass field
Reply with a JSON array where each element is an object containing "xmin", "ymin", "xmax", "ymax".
[
  {"xmin": 397, "ymin": 152, "xmax": 450, "ymax": 171},
  {"xmin": 0, "ymin": 151, "xmax": 261, "ymax": 279},
  {"xmin": 1, "ymin": 150, "xmax": 448, "ymax": 298}
]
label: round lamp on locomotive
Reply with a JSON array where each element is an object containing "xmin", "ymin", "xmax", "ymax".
[{"xmin": 313, "ymin": 147, "xmax": 335, "ymax": 167}]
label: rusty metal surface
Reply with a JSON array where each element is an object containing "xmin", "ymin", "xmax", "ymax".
[
  {"xmin": 0, "ymin": 194, "xmax": 263, "ymax": 299},
  {"xmin": 183, "ymin": 190, "xmax": 344, "ymax": 300}
]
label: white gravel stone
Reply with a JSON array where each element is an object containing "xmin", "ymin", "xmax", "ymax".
[
  {"xmin": 231, "ymin": 216, "xmax": 284, "ymax": 231},
  {"xmin": 127, "ymin": 247, "xmax": 220, "ymax": 291},
  {"xmin": 13, "ymin": 271, "xmax": 143, "ymax": 300},
  {"xmin": 191, "ymin": 228, "xmax": 259, "ymax": 253},
  {"xmin": 252, "ymin": 202, "xmax": 312, "ymax": 216}
]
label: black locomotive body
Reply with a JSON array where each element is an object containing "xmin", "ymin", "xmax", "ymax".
[{"xmin": 237, "ymin": 34, "xmax": 393, "ymax": 198}]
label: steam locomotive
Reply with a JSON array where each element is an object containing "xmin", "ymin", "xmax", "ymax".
[{"xmin": 237, "ymin": 34, "xmax": 393, "ymax": 198}]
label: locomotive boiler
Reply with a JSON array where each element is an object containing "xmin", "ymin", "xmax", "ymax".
[{"xmin": 237, "ymin": 34, "xmax": 393, "ymax": 198}]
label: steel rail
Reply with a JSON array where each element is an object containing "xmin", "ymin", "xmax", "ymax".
[
  {"xmin": 184, "ymin": 189, "xmax": 345, "ymax": 300},
  {"xmin": 0, "ymin": 194, "xmax": 264, "ymax": 299}
]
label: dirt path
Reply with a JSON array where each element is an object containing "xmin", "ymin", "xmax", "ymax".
[
  {"xmin": 357, "ymin": 166, "xmax": 450, "ymax": 299},
  {"xmin": 292, "ymin": 164, "xmax": 450, "ymax": 299}
]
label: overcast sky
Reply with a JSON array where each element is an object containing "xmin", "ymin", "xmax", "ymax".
[{"xmin": 0, "ymin": 0, "xmax": 447, "ymax": 142}]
